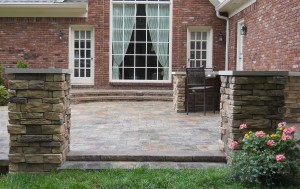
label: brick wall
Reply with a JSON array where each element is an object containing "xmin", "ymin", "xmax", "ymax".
[
  {"xmin": 228, "ymin": 0, "xmax": 300, "ymax": 71},
  {"xmin": 0, "ymin": 0, "xmax": 226, "ymax": 88}
]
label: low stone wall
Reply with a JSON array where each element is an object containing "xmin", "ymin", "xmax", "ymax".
[
  {"xmin": 284, "ymin": 76, "xmax": 300, "ymax": 123},
  {"xmin": 219, "ymin": 71, "xmax": 287, "ymax": 156},
  {"xmin": 6, "ymin": 68, "xmax": 71, "ymax": 173},
  {"xmin": 173, "ymin": 74, "xmax": 186, "ymax": 113}
]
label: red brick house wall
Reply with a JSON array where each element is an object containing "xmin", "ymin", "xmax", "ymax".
[
  {"xmin": 228, "ymin": 0, "xmax": 300, "ymax": 71},
  {"xmin": 0, "ymin": 0, "xmax": 226, "ymax": 88}
]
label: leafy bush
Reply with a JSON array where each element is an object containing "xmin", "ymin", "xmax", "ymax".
[
  {"xmin": 0, "ymin": 85, "xmax": 8, "ymax": 106},
  {"xmin": 16, "ymin": 60, "xmax": 30, "ymax": 68},
  {"xmin": 230, "ymin": 122, "xmax": 300, "ymax": 186}
]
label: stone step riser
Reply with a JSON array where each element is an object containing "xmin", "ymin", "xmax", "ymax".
[
  {"xmin": 71, "ymin": 96, "xmax": 172, "ymax": 104},
  {"xmin": 71, "ymin": 92, "xmax": 172, "ymax": 98}
]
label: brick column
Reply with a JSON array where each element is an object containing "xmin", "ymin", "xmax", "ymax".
[
  {"xmin": 6, "ymin": 68, "xmax": 71, "ymax": 173},
  {"xmin": 172, "ymin": 74, "xmax": 186, "ymax": 113},
  {"xmin": 218, "ymin": 71, "xmax": 287, "ymax": 157}
]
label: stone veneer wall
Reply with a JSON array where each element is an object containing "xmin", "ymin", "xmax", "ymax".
[
  {"xmin": 6, "ymin": 69, "xmax": 71, "ymax": 173},
  {"xmin": 219, "ymin": 72, "xmax": 287, "ymax": 156},
  {"xmin": 284, "ymin": 76, "xmax": 300, "ymax": 123},
  {"xmin": 173, "ymin": 74, "xmax": 186, "ymax": 113}
]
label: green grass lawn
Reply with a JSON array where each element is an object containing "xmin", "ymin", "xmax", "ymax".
[{"xmin": 0, "ymin": 167, "xmax": 299, "ymax": 189}]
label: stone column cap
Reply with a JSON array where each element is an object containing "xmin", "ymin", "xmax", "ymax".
[
  {"xmin": 218, "ymin": 71, "xmax": 290, "ymax": 76},
  {"xmin": 5, "ymin": 68, "xmax": 72, "ymax": 74}
]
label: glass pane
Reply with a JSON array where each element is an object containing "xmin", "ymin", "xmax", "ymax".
[
  {"xmin": 86, "ymin": 31, "xmax": 91, "ymax": 39},
  {"xmin": 136, "ymin": 17, "xmax": 146, "ymax": 29},
  {"xmin": 113, "ymin": 17, "xmax": 123, "ymax": 29},
  {"xmin": 137, "ymin": 4, "xmax": 146, "ymax": 16},
  {"xmin": 196, "ymin": 60, "xmax": 201, "ymax": 67},
  {"xmin": 196, "ymin": 51, "xmax": 200, "ymax": 59},
  {"xmin": 136, "ymin": 68, "xmax": 146, "ymax": 80},
  {"xmin": 80, "ymin": 41, "xmax": 85, "ymax": 48},
  {"xmin": 75, "ymin": 31, "xmax": 79, "ymax": 39},
  {"xmin": 136, "ymin": 30, "xmax": 146, "ymax": 41},
  {"xmin": 202, "ymin": 60, "xmax": 206, "ymax": 68},
  {"xmin": 75, "ymin": 40, "xmax": 79, "ymax": 48},
  {"xmin": 80, "ymin": 59, "xmax": 85, "ymax": 67},
  {"xmin": 86, "ymin": 40, "xmax": 91, "ymax": 48},
  {"xmin": 74, "ymin": 69, "xmax": 79, "ymax": 77},
  {"xmin": 147, "ymin": 5, "xmax": 158, "ymax": 16},
  {"xmin": 158, "ymin": 68, "xmax": 165, "ymax": 80},
  {"xmin": 113, "ymin": 55, "xmax": 123, "ymax": 65},
  {"xmin": 124, "ymin": 4, "xmax": 135, "ymax": 16},
  {"xmin": 159, "ymin": 31, "xmax": 169, "ymax": 42},
  {"xmin": 80, "ymin": 50, "xmax": 85, "ymax": 58},
  {"xmin": 196, "ymin": 32, "xmax": 201, "ymax": 40},
  {"xmin": 124, "ymin": 55, "xmax": 134, "ymax": 67},
  {"xmin": 113, "ymin": 4, "xmax": 123, "ymax": 16},
  {"xmin": 135, "ymin": 43, "xmax": 146, "ymax": 54},
  {"xmin": 159, "ymin": 17, "xmax": 169, "ymax": 29},
  {"xmin": 86, "ymin": 69, "xmax": 91, "ymax": 77},
  {"xmin": 191, "ymin": 32, "xmax": 195, "ymax": 40},
  {"xmin": 190, "ymin": 42, "xmax": 195, "ymax": 50},
  {"xmin": 75, "ymin": 50, "xmax": 79, "ymax": 58},
  {"xmin": 124, "ymin": 30, "xmax": 134, "ymax": 41},
  {"xmin": 74, "ymin": 59, "xmax": 79, "ymax": 67},
  {"xmin": 126, "ymin": 43, "xmax": 134, "ymax": 54},
  {"xmin": 80, "ymin": 31, "xmax": 85, "ymax": 39},
  {"xmin": 124, "ymin": 68, "xmax": 134, "ymax": 80},
  {"xmin": 202, "ymin": 42, "xmax": 207, "ymax": 50},
  {"xmin": 80, "ymin": 69, "xmax": 85, "ymax": 77},
  {"xmin": 148, "ymin": 31, "xmax": 158, "ymax": 42},
  {"xmin": 86, "ymin": 60, "xmax": 91, "ymax": 68},
  {"xmin": 147, "ymin": 68, "xmax": 157, "ymax": 80},
  {"xmin": 190, "ymin": 51, "xmax": 195, "ymax": 59},
  {"xmin": 196, "ymin": 42, "xmax": 201, "ymax": 49},
  {"xmin": 159, "ymin": 5, "xmax": 169, "ymax": 16},
  {"xmin": 147, "ymin": 56, "xmax": 157, "ymax": 67},
  {"xmin": 190, "ymin": 60, "xmax": 195, "ymax": 68},
  {"xmin": 113, "ymin": 30, "xmax": 123, "ymax": 41},
  {"xmin": 136, "ymin": 56, "xmax": 146, "ymax": 67},
  {"xmin": 202, "ymin": 32, "xmax": 207, "ymax": 40},
  {"xmin": 147, "ymin": 17, "xmax": 158, "ymax": 29},
  {"xmin": 86, "ymin": 50, "xmax": 91, "ymax": 58},
  {"xmin": 202, "ymin": 51, "xmax": 207, "ymax": 59},
  {"xmin": 112, "ymin": 42, "xmax": 123, "ymax": 54}
]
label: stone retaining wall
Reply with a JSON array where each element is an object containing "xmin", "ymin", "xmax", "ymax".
[
  {"xmin": 6, "ymin": 69, "xmax": 71, "ymax": 173},
  {"xmin": 219, "ymin": 72, "xmax": 286, "ymax": 156}
]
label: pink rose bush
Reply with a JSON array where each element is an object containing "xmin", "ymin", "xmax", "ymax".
[{"xmin": 231, "ymin": 122, "xmax": 300, "ymax": 186}]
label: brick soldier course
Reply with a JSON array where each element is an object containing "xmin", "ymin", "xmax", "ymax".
[{"xmin": 6, "ymin": 68, "xmax": 71, "ymax": 173}]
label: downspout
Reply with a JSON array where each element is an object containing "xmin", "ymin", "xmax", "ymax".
[{"xmin": 216, "ymin": 11, "xmax": 229, "ymax": 70}]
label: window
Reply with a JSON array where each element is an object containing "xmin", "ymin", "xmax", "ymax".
[
  {"xmin": 111, "ymin": 0, "xmax": 171, "ymax": 81},
  {"xmin": 187, "ymin": 28, "xmax": 212, "ymax": 68}
]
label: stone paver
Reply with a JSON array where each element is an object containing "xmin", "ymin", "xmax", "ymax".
[{"xmin": 70, "ymin": 101, "xmax": 221, "ymax": 156}]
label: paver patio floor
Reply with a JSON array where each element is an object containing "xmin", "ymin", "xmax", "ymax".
[{"xmin": 0, "ymin": 101, "xmax": 222, "ymax": 161}]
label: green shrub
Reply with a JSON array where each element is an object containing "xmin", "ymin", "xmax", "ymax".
[
  {"xmin": 16, "ymin": 60, "xmax": 30, "ymax": 68},
  {"xmin": 0, "ymin": 85, "xmax": 8, "ymax": 106},
  {"xmin": 230, "ymin": 122, "xmax": 300, "ymax": 186}
]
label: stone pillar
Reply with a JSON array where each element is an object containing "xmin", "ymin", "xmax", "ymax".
[
  {"xmin": 284, "ymin": 75, "xmax": 300, "ymax": 123},
  {"xmin": 218, "ymin": 71, "xmax": 287, "ymax": 157},
  {"xmin": 6, "ymin": 68, "xmax": 71, "ymax": 173},
  {"xmin": 172, "ymin": 74, "xmax": 186, "ymax": 113}
]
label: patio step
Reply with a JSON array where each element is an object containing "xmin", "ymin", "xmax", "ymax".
[{"xmin": 71, "ymin": 90, "xmax": 173, "ymax": 104}]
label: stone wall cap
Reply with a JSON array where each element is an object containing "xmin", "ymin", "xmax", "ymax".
[
  {"xmin": 5, "ymin": 68, "xmax": 72, "ymax": 74},
  {"xmin": 172, "ymin": 72, "xmax": 186, "ymax": 75},
  {"xmin": 288, "ymin": 72, "xmax": 300, "ymax": 76},
  {"xmin": 218, "ymin": 71, "xmax": 289, "ymax": 76}
]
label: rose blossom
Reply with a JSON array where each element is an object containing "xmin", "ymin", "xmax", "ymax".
[
  {"xmin": 278, "ymin": 122, "xmax": 287, "ymax": 128},
  {"xmin": 255, "ymin": 131, "xmax": 265, "ymax": 138},
  {"xmin": 276, "ymin": 154, "xmax": 285, "ymax": 162},
  {"xmin": 239, "ymin": 123, "xmax": 247, "ymax": 130},
  {"xmin": 284, "ymin": 126, "xmax": 296, "ymax": 135},
  {"xmin": 267, "ymin": 140, "xmax": 275, "ymax": 147},
  {"xmin": 231, "ymin": 141, "xmax": 238, "ymax": 150},
  {"xmin": 282, "ymin": 133, "xmax": 292, "ymax": 141}
]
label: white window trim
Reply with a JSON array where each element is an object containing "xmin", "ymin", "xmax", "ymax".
[
  {"xmin": 69, "ymin": 25, "xmax": 95, "ymax": 85},
  {"xmin": 187, "ymin": 26, "xmax": 213, "ymax": 68},
  {"xmin": 109, "ymin": 0, "xmax": 173, "ymax": 83}
]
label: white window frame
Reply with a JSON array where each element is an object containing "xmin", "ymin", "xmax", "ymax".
[
  {"xmin": 69, "ymin": 25, "xmax": 95, "ymax": 85},
  {"xmin": 187, "ymin": 27, "xmax": 213, "ymax": 68},
  {"xmin": 109, "ymin": 0, "xmax": 173, "ymax": 83}
]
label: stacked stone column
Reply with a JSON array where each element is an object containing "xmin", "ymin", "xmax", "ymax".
[
  {"xmin": 218, "ymin": 71, "xmax": 287, "ymax": 157},
  {"xmin": 6, "ymin": 69, "xmax": 71, "ymax": 173},
  {"xmin": 284, "ymin": 75, "xmax": 300, "ymax": 122},
  {"xmin": 172, "ymin": 74, "xmax": 186, "ymax": 113}
]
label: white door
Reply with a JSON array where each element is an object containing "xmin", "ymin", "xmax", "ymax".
[
  {"xmin": 236, "ymin": 21, "xmax": 244, "ymax": 71},
  {"xmin": 187, "ymin": 28, "xmax": 212, "ymax": 68},
  {"xmin": 69, "ymin": 28, "xmax": 94, "ymax": 85}
]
